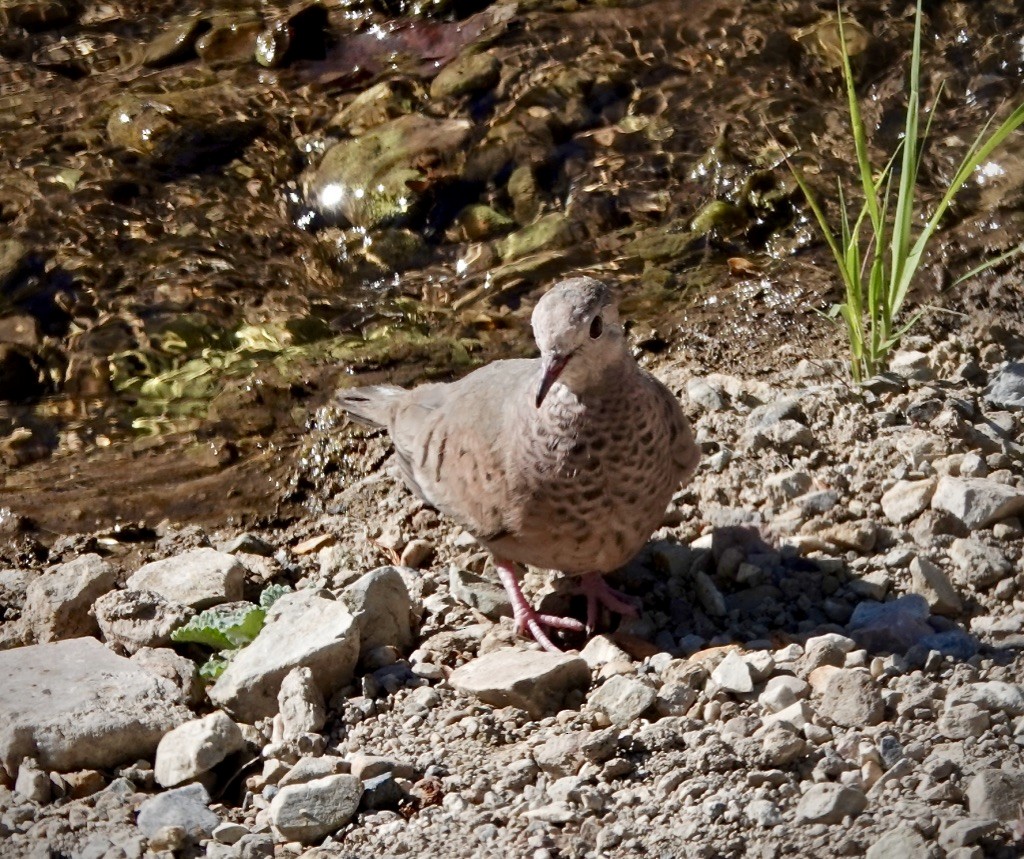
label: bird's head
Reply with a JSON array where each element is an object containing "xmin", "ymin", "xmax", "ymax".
[{"xmin": 531, "ymin": 277, "xmax": 627, "ymax": 408}]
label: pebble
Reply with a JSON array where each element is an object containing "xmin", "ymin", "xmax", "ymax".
[
  {"xmin": 880, "ymin": 479, "xmax": 936, "ymax": 524},
  {"xmin": 985, "ymin": 360, "xmax": 1024, "ymax": 409},
  {"xmin": 359, "ymin": 772, "xmax": 404, "ymax": 811},
  {"xmin": 588, "ymin": 675, "xmax": 657, "ymax": 726},
  {"xmin": 344, "ymin": 566, "xmax": 414, "ymax": 656},
  {"xmin": 93, "ymin": 589, "xmax": 193, "ymax": 655},
  {"xmin": 758, "ymin": 675, "xmax": 810, "ymax": 713},
  {"xmin": 14, "ymin": 758, "xmax": 50, "ymax": 804},
  {"xmin": 136, "ymin": 783, "xmax": 220, "ymax": 843},
  {"xmin": 795, "ymin": 782, "xmax": 867, "ymax": 824},
  {"xmin": 710, "ymin": 650, "xmax": 754, "ymax": 694},
  {"xmin": 848, "ymin": 595, "xmax": 935, "ymax": 653},
  {"xmin": 277, "ymin": 666, "xmax": 327, "ymax": 738},
  {"xmin": 449, "ymin": 649, "xmax": 589, "ymax": 718},
  {"xmin": 268, "ymin": 774, "xmax": 363, "ymax": 843},
  {"xmin": 938, "ymin": 703, "xmax": 990, "ymax": 740},
  {"xmin": 278, "ymin": 755, "xmax": 349, "ymax": 786},
  {"xmin": 154, "ymin": 710, "xmax": 245, "ymax": 787},
  {"xmin": 817, "ymin": 668, "xmax": 884, "ymax": 727},
  {"xmin": 948, "ymin": 537, "xmax": 1012, "ymax": 588},
  {"xmin": 909, "ymin": 556, "xmax": 962, "ymax": 616},
  {"xmin": 949, "ymin": 680, "xmax": 1024, "ymax": 715},
  {"xmin": 448, "ymin": 565, "xmax": 511, "ymax": 619},
  {"xmin": 430, "ymin": 51, "xmax": 501, "ymax": 99},
  {"xmin": 212, "ymin": 822, "xmax": 250, "ymax": 845},
  {"xmin": 931, "ymin": 476, "xmax": 1024, "ymax": 529},
  {"xmin": 866, "ymin": 826, "xmax": 929, "ymax": 859}
]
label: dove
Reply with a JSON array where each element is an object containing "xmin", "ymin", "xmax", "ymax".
[{"xmin": 337, "ymin": 277, "xmax": 699, "ymax": 651}]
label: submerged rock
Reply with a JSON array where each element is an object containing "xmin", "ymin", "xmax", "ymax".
[{"xmin": 305, "ymin": 115, "xmax": 472, "ymax": 228}]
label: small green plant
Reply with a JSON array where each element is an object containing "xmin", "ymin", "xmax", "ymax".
[
  {"xmin": 171, "ymin": 584, "xmax": 292, "ymax": 680},
  {"xmin": 787, "ymin": 0, "xmax": 1024, "ymax": 382}
]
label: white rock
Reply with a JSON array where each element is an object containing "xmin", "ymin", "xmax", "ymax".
[
  {"xmin": 762, "ymin": 701, "xmax": 815, "ymax": 731},
  {"xmin": 949, "ymin": 681, "xmax": 1024, "ymax": 715},
  {"xmin": 21, "ymin": 554, "xmax": 116, "ymax": 643},
  {"xmin": 579, "ymin": 635, "xmax": 631, "ymax": 669},
  {"xmin": 866, "ymin": 826, "xmax": 929, "ymax": 859},
  {"xmin": 209, "ymin": 590, "xmax": 359, "ymax": 723},
  {"xmin": 909, "ymin": 556, "xmax": 962, "ymax": 616},
  {"xmin": 269, "ymin": 774, "xmax": 363, "ymax": 843},
  {"xmin": 130, "ymin": 646, "xmax": 203, "ymax": 705},
  {"xmin": 939, "ymin": 702, "xmax": 990, "ymax": 740},
  {"xmin": 745, "ymin": 650, "xmax": 775, "ymax": 681},
  {"xmin": 279, "ymin": 755, "xmax": 349, "ymax": 786},
  {"xmin": 277, "ymin": 666, "xmax": 327, "ymax": 738},
  {"xmin": 588, "ymin": 675, "xmax": 657, "ymax": 726},
  {"xmin": 0, "ymin": 637, "xmax": 190, "ymax": 778},
  {"xmin": 14, "ymin": 758, "xmax": 50, "ymax": 804},
  {"xmin": 796, "ymin": 782, "xmax": 867, "ymax": 824},
  {"xmin": 931, "ymin": 476, "xmax": 1024, "ymax": 529},
  {"xmin": 965, "ymin": 768, "xmax": 1024, "ymax": 821},
  {"xmin": 745, "ymin": 798, "xmax": 782, "ymax": 827},
  {"xmin": 449, "ymin": 648, "xmax": 589, "ymax": 718},
  {"xmin": 760, "ymin": 723, "xmax": 809, "ymax": 767},
  {"xmin": 137, "ymin": 783, "xmax": 220, "ymax": 843},
  {"xmin": 127, "ymin": 548, "xmax": 245, "ymax": 609},
  {"xmin": 880, "ymin": 479, "xmax": 936, "ymax": 524},
  {"xmin": 344, "ymin": 566, "xmax": 413, "ymax": 655},
  {"xmin": 155, "ymin": 711, "xmax": 245, "ymax": 787},
  {"xmin": 93, "ymin": 589, "xmax": 193, "ymax": 654},
  {"xmin": 710, "ymin": 650, "xmax": 754, "ymax": 694},
  {"xmin": 949, "ymin": 537, "xmax": 1013, "ymax": 588},
  {"xmin": 817, "ymin": 669, "xmax": 884, "ymax": 728},
  {"xmin": 759, "ymin": 675, "xmax": 810, "ymax": 713}
]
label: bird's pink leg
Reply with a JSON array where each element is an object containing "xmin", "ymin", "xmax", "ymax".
[
  {"xmin": 579, "ymin": 573, "xmax": 641, "ymax": 633},
  {"xmin": 496, "ymin": 561, "xmax": 585, "ymax": 653}
]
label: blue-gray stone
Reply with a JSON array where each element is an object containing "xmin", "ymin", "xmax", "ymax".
[{"xmin": 136, "ymin": 783, "xmax": 219, "ymax": 841}]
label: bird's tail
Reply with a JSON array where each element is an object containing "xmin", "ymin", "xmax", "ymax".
[{"xmin": 335, "ymin": 384, "xmax": 406, "ymax": 429}]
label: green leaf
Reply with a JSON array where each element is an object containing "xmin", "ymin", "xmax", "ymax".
[
  {"xmin": 170, "ymin": 604, "xmax": 268, "ymax": 650},
  {"xmin": 199, "ymin": 652, "xmax": 233, "ymax": 681},
  {"xmin": 260, "ymin": 583, "xmax": 292, "ymax": 609}
]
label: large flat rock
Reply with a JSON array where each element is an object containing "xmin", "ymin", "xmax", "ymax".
[
  {"xmin": 0, "ymin": 637, "xmax": 192, "ymax": 777},
  {"xmin": 449, "ymin": 648, "xmax": 590, "ymax": 718}
]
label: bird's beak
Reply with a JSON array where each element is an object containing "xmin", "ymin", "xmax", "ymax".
[{"xmin": 536, "ymin": 352, "xmax": 571, "ymax": 408}]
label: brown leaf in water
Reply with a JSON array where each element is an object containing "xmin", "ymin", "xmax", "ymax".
[{"xmin": 304, "ymin": 4, "xmax": 514, "ymax": 88}]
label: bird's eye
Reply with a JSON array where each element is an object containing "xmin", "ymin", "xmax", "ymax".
[{"xmin": 589, "ymin": 315, "xmax": 603, "ymax": 339}]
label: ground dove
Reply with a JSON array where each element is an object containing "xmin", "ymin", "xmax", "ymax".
[{"xmin": 338, "ymin": 277, "xmax": 699, "ymax": 651}]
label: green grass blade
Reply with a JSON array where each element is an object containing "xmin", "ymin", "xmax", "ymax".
[
  {"xmin": 888, "ymin": 0, "xmax": 924, "ymax": 319},
  {"xmin": 892, "ymin": 100, "xmax": 1024, "ymax": 308},
  {"xmin": 838, "ymin": 8, "xmax": 882, "ymax": 233},
  {"xmin": 953, "ymin": 241, "xmax": 1024, "ymax": 286}
]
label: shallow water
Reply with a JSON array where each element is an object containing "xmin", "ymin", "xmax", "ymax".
[{"xmin": 2, "ymin": 0, "xmax": 1023, "ymax": 534}]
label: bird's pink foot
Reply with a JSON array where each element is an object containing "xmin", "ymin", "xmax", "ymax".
[
  {"xmin": 579, "ymin": 572, "xmax": 641, "ymax": 633},
  {"xmin": 496, "ymin": 561, "xmax": 585, "ymax": 653}
]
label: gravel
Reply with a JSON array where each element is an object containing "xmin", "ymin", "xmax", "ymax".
[{"xmin": 2, "ymin": 334, "xmax": 1024, "ymax": 857}]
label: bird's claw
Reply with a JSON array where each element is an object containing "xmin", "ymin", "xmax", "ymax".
[
  {"xmin": 496, "ymin": 561, "xmax": 585, "ymax": 653},
  {"xmin": 579, "ymin": 572, "xmax": 641, "ymax": 633}
]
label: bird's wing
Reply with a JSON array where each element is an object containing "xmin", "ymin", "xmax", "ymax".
[
  {"xmin": 389, "ymin": 359, "xmax": 537, "ymax": 539},
  {"xmin": 646, "ymin": 371, "xmax": 700, "ymax": 482}
]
